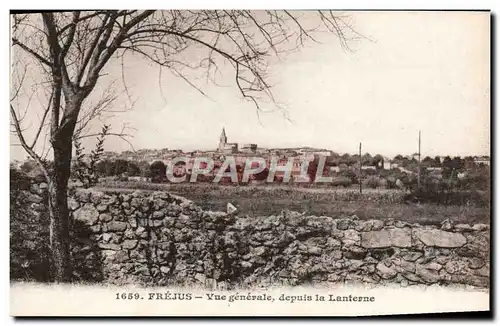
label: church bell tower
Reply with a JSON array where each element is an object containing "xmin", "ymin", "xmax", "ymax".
[{"xmin": 218, "ymin": 127, "xmax": 227, "ymax": 151}]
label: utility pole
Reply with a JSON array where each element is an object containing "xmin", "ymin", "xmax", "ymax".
[
  {"xmin": 359, "ymin": 142, "xmax": 362, "ymax": 194},
  {"xmin": 417, "ymin": 130, "xmax": 421, "ymax": 189}
]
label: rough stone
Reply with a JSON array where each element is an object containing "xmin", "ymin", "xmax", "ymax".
[
  {"xmin": 99, "ymin": 214, "xmax": 113, "ymax": 222},
  {"xmin": 227, "ymin": 203, "xmax": 238, "ymax": 214},
  {"xmin": 344, "ymin": 245, "xmax": 367, "ymax": 260},
  {"xmin": 440, "ymin": 218, "xmax": 453, "ymax": 231},
  {"xmin": 342, "ymin": 229, "xmax": 360, "ymax": 246},
  {"xmin": 415, "ymin": 264, "xmax": 440, "ymax": 284},
  {"xmin": 102, "ymin": 233, "xmax": 113, "ymax": 242},
  {"xmin": 96, "ymin": 204, "xmax": 109, "ymax": 212},
  {"xmin": 454, "ymin": 224, "xmax": 474, "ymax": 232},
  {"xmin": 89, "ymin": 225, "xmax": 101, "ymax": 233},
  {"xmin": 123, "ymin": 240, "xmax": 138, "ymax": 250},
  {"xmin": 98, "ymin": 243, "xmax": 121, "ymax": 251},
  {"xmin": 415, "ymin": 229, "xmax": 467, "ymax": 248},
  {"xmin": 472, "ymin": 224, "xmax": 489, "ymax": 231},
  {"xmin": 106, "ymin": 221, "xmax": 128, "ymax": 232},
  {"xmin": 376, "ymin": 261, "xmax": 397, "ymax": 279},
  {"xmin": 195, "ymin": 273, "xmax": 206, "ymax": 283},
  {"xmin": 401, "ymin": 271, "xmax": 420, "ymax": 282},
  {"xmin": 445, "ymin": 261, "xmax": 469, "ymax": 275},
  {"xmin": 337, "ymin": 218, "xmax": 354, "ymax": 230},
  {"xmin": 370, "ymin": 248, "xmax": 395, "ymax": 261},
  {"xmin": 68, "ymin": 197, "xmax": 80, "ymax": 211},
  {"xmin": 424, "ymin": 262, "xmax": 443, "ymax": 271},
  {"xmin": 356, "ymin": 219, "xmax": 385, "ymax": 232},
  {"xmin": 467, "ymin": 258, "xmax": 486, "ymax": 269},
  {"xmin": 361, "ymin": 229, "xmax": 411, "ymax": 248},
  {"xmin": 73, "ymin": 203, "xmax": 99, "ymax": 225}
]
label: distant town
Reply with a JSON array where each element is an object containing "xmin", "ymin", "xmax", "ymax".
[
  {"xmin": 11, "ymin": 127, "xmax": 490, "ymax": 190},
  {"xmin": 93, "ymin": 127, "xmax": 489, "ymax": 168}
]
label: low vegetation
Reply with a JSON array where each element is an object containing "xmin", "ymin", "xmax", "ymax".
[{"xmin": 94, "ymin": 180, "xmax": 490, "ymax": 225}]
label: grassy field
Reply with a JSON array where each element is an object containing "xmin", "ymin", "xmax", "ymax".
[{"xmin": 94, "ymin": 181, "xmax": 490, "ymax": 225}]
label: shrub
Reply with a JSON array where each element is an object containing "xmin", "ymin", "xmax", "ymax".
[
  {"xmin": 150, "ymin": 161, "xmax": 167, "ymax": 183},
  {"xmin": 72, "ymin": 124, "xmax": 109, "ymax": 188},
  {"xmin": 363, "ymin": 176, "xmax": 385, "ymax": 189},
  {"xmin": 331, "ymin": 176, "xmax": 352, "ymax": 188}
]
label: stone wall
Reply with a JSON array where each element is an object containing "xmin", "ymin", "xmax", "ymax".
[{"xmin": 11, "ymin": 178, "xmax": 490, "ymax": 288}]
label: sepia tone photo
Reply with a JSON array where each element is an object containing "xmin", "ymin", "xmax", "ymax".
[{"xmin": 9, "ymin": 10, "xmax": 490, "ymax": 316}]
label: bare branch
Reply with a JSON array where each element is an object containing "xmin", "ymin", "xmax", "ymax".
[
  {"xmin": 12, "ymin": 37, "xmax": 51, "ymax": 66},
  {"xmin": 10, "ymin": 104, "xmax": 49, "ymax": 181}
]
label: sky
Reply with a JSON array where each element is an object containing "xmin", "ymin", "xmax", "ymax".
[{"xmin": 10, "ymin": 11, "xmax": 491, "ymax": 161}]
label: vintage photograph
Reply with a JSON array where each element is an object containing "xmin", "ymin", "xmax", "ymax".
[{"xmin": 9, "ymin": 10, "xmax": 490, "ymax": 316}]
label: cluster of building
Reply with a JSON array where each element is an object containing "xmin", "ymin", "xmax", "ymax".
[{"xmin": 96, "ymin": 128, "xmax": 490, "ymax": 180}]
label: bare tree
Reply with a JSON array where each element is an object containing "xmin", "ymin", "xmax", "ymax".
[{"xmin": 10, "ymin": 10, "xmax": 358, "ymax": 282}]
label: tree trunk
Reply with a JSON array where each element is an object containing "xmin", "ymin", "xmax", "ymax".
[
  {"xmin": 48, "ymin": 139, "xmax": 73, "ymax": 282},
  {"xmin": 48, "ymin": 107, "xmax": 79, "ymax": 282}
]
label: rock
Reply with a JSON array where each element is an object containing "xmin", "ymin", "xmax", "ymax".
[
  {"xmin": 454, "ymin": 224, "xmax": 474, "ymax": 232},
  {"xmin": 472, "ymin": 224, "xmax": 489, "ymax": 231},
  {"xmin": 106, "ymin": 221, "xmax": 128, "ymax": 232},
  {"xmin": 306, "ymin": 246, "xmax": 322, "ymax": 256},
  {"xmin": 445, "ymin": 261, "xmax": 469, "ymax": 275},
  {"xmin": 123, "ymin": 240, "xmax": 138, "ymax": 250},
  {"xmin": 195, "ymin": 273, "xmax": 206, "ymax": 283},
  {"xmin": 68, "ymin": 197, "xmax": 80, "ymax": 211},
  {"xmin": 401, "ymin": 271, "xmax": 420, "ymax": 282},
  {"xmin": 344, "ymin": 245, "xmax": 367, "ymax": 260},
  {"xmin": 115, "ymin": 250, "xmax": 129, "ymax": 263},
  {"xmin": 393, "ymin": 258, "xmax": 416, "ymax": 273},
  {"xmin": 176, "ymin": 262, "xmax": 187, "ymax": 271},
  {"xmin": 336, "ymin": 218, "xmax": 354, "ymax": 230},
  {"xmin": 394, "ymin": 221, "xmax": 410, "ymax": 228},
  {"xmin": 227, "ymin": 203, "xmax": 237, "ymax": 214},
  {"xmin": 25, "ymin": 193, "xmax": 43, "ymax": 204},
  {"xmin": 467, "ymin": 258, "xmax": 486, "ymax": 269},
  {"xmin": 361, "ymin": 229, "xmax": 411, "ymax": 248},
  {"xmin": 152, "ymin": 210, "xmax": 166, "ymax": 219},
  {"xmin": 98, "ymin": 243, "xmax": 121, "ymax": 250},
  {"xmin": 356, "ymin": 219, "xmax": 385, "ymax": 232},
  {"xmin": 376, "ymin": 261, "xmax": 397, "ymax": 279},
  {"xmin": 99, "ymin": 213, "xmax": 113, "ymax": 222},
  {"xmin": 402, "ymin": 251, "xmax": 423, "ymax": 262},
  {"xmin": 415, "ymin": 264, "xmax": 440, "ymax": 283},
  {"xmin": 415, "ymin": 229, "xmax": 467, "ymax": 248},
  {"xmin": 423, "ymin": 262, "xmax": 442, "ymax": 271},
  {"xmin": 473, "ymin": 266, "xmax": 489, "ymax": 278},
  {"xmin": 89, "ymin": 225, "xmax": 101, "ymax": 233},
  {"xmin": 370, "ymin": 248, "xmax": 395, "ymax": 260},
  {"xmin": 73, "ymin": 190, "xmax": 90, "ymax": 202},
  {"xmin": 96, "ymin": 204, "xmax": 108, "ymax": 212},
  {"xmin": 90, "ymin": 191, "xmax": 106, "ymax": 204},
  {"xmin": 73, "ymin": 203, "xmax": 99, "ymax": 225},
  {"xmin": 342, "ymin": 229, "xmax": 360, "ymax": 246},
  {"xmin": 102, "ymin": 233, "xmax": 113, "ymax": 242},
  {"xmin": 440, "ymin": 218, "xmax": 453, "ymax": 231},
  {"xmin": 463, "ymin": 234, "xmax": 489, "ymax": 253}
]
